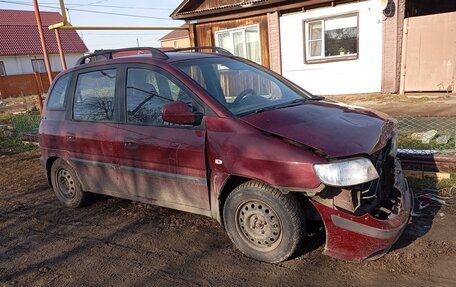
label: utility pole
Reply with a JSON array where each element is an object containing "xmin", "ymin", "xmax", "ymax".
[
  {"xmin": 32, "ymin": 0, "xmax": 53, "ymax": 113},
  {"xmin": 136, "ymin": 38, "xmax": 140, "ymax": 47}
]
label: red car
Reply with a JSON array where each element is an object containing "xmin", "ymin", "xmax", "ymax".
[{"xmin": 39, "ymin": 47, "xmax": 411, "ymax": 263}]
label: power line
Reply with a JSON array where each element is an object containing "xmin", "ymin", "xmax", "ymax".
[
  {"xmin": 0, "ymin": 0, "xmax": 175, "ymax": 20},
  {"xmin": 2, "ymin": 1, "xmax": 174, "ymax": 11},
  {"xmin": 66, "ymin": 0, "xmax": 109, "ymax": 8},
  {"xmin": 73, "ymin": 4, "xmax": 173, "ymax": 11},
  {"xmin": 65, "ymin": 7, "xmax": 174, "ymax": 20}
]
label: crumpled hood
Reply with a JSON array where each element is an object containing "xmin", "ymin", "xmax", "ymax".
[{"xmin": 241, "ymin": 101, "xmax": 396, "ymax": 158}]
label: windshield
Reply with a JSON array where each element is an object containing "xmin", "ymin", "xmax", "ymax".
[{"xmin": 172, "ymin": 57, "xmax": 311, "ymax": 116}]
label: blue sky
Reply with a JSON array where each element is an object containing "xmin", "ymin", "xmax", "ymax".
[{"xmin": 0, "ymin": 0, "xmax": 185, "ymax": 51}]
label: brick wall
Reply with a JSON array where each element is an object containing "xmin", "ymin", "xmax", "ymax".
[
  {"xmin": 381, "ymin": 0, "xmax": 406, "ymax": 93},
  {"xmin": 0, "ymin": 72, "xmax": 58, "ymax": 98},
  {"xmin": 267, "ymin": 12, "xmax": 282, "ymax": 74}
]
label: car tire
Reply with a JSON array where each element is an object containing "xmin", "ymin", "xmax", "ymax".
[
  {"xmin": 50, "ymin": 159, "xmax": 89, "ymax": 208},
  {"xmin": 223, "ymin": 180, "xmax": 306, "ymax": 263}
]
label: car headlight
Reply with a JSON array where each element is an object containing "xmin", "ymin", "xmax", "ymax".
[
  {"xmin": 389, "ymin": 131, "xmax": 398, "ymax": 157},
  {"xmin": 313, "ymin": 158, "xmax": 379, "ymax": 187}
]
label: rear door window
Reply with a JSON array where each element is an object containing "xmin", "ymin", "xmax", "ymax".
[
  {"xmin": 73, "ymin": 69, "xmax": 117, "ymax": 121},
  {"xmin": 47, "ymin": 73, "xmax": 71, "ymax": 109}
]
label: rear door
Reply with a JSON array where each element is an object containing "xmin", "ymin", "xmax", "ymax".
[
  {"xmin": 64, "ymin": 66, "xmax": 123, "ymax": 195},
  {"xmin": 117, "ymin": 64, "xmax": 210, "ymax": 213}
]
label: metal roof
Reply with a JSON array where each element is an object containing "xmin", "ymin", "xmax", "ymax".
[{"xmin": 0, "ymin": 9, "xmax": 88, "ymax": 56}]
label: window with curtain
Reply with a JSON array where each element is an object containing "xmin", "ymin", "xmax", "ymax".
[
  {"xmin": 305, "ymin": 14, "xmax": 358, "ymax": 62},
  {"xmin": 215, "ymin": 25, "xmax": 261, "ymax": 64}
]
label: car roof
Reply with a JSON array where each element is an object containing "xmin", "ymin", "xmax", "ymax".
[
  {"xmin": 63, "ymin": 50, "xmax": 226, "ymax": 74},
  {"xmin": 164, "ymin": 51, "xmax": 221, "ymax": 62}
]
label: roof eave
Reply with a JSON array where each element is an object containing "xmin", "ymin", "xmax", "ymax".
[
  {"xmin": 170, "ymin": 0, "xmax": 357, "ymax": 20},
  {"xmin": 170, "ymin": 0, "xmax": 192, "ymax": 19},
  {"xmin": 171, "ymin": 0, "xmax": 289, "ymax": 20},
  {"xmin": 0, "ymin": 51, "xmax": 87, "ymax": 57}
]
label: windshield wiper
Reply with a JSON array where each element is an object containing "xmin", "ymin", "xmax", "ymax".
[
  {"xmin": 251, "ymin": 96, "xmax": 324, "ymax": 114},
  {"xmin": 253, "ymin": 98, "xmax": 307, "ymax": 114}
]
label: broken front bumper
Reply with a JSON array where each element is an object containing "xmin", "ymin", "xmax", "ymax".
[{"xmin": 311, "ymin": 158, "xmax": 412, "ymax": 261}]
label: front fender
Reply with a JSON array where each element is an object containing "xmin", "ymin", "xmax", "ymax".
[{"xmin": 206, "ymin": 117, "xmax": 325, "ymax": 190}]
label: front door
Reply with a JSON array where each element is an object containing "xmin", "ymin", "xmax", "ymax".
[{"xmin": 117, "ymin": 65, "xmax": 210, "ymax": 213}]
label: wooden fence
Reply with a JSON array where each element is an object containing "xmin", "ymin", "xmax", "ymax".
[{"xmin": 0, "ymin": 72, "xmax": 59, "ymax": 98}]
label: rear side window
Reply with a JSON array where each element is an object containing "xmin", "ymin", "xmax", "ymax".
[
  {"xmin": 47, "ymin": 73, "xmax": 71, "ymax": 109},
  {"xmin": 73, "ymin": 69, "xmax": 117, "ymax": 121}
]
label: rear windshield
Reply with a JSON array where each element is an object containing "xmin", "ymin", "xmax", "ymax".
[{"xmin": 172, "ymin": 58, "xmax": 311, "ymax": 116}]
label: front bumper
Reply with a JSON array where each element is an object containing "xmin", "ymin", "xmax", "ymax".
[{"xmin": 311, "ymin": 158, "xmax": 412, "ymax": 261}]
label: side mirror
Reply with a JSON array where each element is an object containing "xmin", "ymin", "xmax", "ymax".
[{"xmin": 162, "ymin": 101, "xmax": 203, "ymax": 126}]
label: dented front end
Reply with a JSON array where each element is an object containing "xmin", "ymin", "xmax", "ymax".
[
  {"xmin": 310, "ymin": 150, "xmax": 411, "ymax": 261},
  {"xmin": 225, "ymin": 100, "xmax": 412, "ymax": 261}
]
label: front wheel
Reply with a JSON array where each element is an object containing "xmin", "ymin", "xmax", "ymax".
[{"xmin": 223, "ymin": 181, "xmax": 306, "ymax": 263}]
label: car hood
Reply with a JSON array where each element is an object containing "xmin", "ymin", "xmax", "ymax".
[{"xmin": 240, "ymin": 101, "xmax": 396, "ymax": 158}]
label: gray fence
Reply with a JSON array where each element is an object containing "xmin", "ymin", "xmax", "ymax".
[{"xmin": 397, "ymin": 116, "xmax": 456, "ymax": 154}]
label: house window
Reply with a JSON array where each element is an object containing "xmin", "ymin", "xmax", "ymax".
[
  {"xmin": 215, "ymin": 25, "xmax": 261, "ymax": 64},
  {"xmin": 173, "ymin": 41, "xmax": 179, "ymax": 48},
  {"xmin": 0, "ymin": 61, "xmax": 6, "ymax": 76},
  {"xmin": 305, "ymin": 14, "xmax": 358, "ymax": 62},
  {"xmin": 31, "ymin": 59, "xmax": 46, "ymax": 73}
]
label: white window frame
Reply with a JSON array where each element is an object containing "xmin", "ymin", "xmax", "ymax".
[
  {"xmin": 304, "ymin": 13, "xmax": 359, "ymax": 62},
  {"xmin": 0, "ymin": 61, "xmax": 6, "ymax": 76},
  {"xmin": 214, "ymin": 24, "xmax": 262, "ymax": 64},
  {"xmin": 31, "ymin": 59, "xmax": 46, "ymax": 73}
]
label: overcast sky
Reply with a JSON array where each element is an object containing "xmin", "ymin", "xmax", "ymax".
[{"xmin": 0, "ymin": 0, "xmax": 185, "ymax": 51}]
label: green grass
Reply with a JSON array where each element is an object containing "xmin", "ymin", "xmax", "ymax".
[
  {"xmin": 0, "ymin": 130, "xmax": 37, "ymax": 153},
  {"xmin": 399, "ymin": 136, "xmax": 455, "ymax": 151},
  {"xmin": 9, "ymin": 112, "xmax": 41, "ymax": 133},
  {"xmin": 0, "ymin": 112, "xmax": 40, "ymax": 153},
  {"xmin": 408, "ymin": 175, "xmax": 456, "ymax": 196}
]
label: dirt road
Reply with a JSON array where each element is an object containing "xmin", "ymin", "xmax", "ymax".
[{"xmin": 1, "ymin": 149, "xmax": 455, "ymax": 287}]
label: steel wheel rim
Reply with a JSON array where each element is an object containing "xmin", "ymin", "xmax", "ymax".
[
  {"xmin": 235, "ymin": 200, "xmax": 283, "ymax": 251},
  {"xmin": 56, "ymin": 168, "xmax": 76, "ymax": 200}
]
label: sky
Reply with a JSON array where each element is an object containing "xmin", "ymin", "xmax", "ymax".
[{"xmin": 0, "ymin": 0, "xmax": 185, "ymax": 51}]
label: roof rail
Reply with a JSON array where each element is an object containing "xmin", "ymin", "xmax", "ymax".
[
  {"xmin": 166, "ymin": 46, "xmax": 233, "ymax": 56},
  {"xmin": 76, "ymin": 47, "xmax": 169, "ymax": 65}
]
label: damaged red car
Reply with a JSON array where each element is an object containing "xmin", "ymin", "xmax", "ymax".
[{"xmin": 39, "ymin": 47, "xmax": 411, "ymax": 263}]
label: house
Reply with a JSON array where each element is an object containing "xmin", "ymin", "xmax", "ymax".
[
  {"xmin": 159, "ymin": 24, "xmax": 190, "ymax": 48},
  {"xmin": 0, "ymin": 9, "xmax": 87, "ymax": 98},
  {"xmin": 171, "ymin": 0, "xmax": 456, "ymax": 95}
]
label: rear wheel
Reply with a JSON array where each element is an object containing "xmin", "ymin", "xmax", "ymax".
[
  {"xmin": 50, "ymin": 159, "xmax": 88, "ymax": 208},
  {"xmin": 223, "ymin": 181, "xmax": 306, "ymax": 263}
]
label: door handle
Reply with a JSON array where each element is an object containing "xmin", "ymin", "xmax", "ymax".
[
  {"xmin": 66, "ymin": 135, "xmax": 76, "ymax": 142},
  {"xmin": 124, "ymin": 142, "xmax": 138, "ymax": 149}
]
